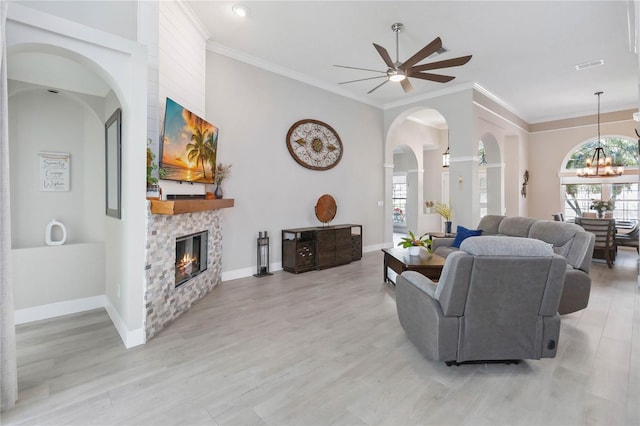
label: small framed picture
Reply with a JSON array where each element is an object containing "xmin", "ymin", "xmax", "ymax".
[{"xmin": 39, "ymin": 152, "xmax": 70, "ymax": 192}]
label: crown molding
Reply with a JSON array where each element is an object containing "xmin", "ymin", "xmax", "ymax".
[
  {"xmin": 382, "ymin": 82, "xmax": 476, "ymax": 110},
  {"xmin": 472, "ymin": 83, "xmax": 527, "ymax": 120},
  {"xmin": 176, "ymin": 0, "xmax": 210, "ymax": 40},
  {"xmin": 206, "ymin": 41, "xmax": 381, "ymax": 109}
]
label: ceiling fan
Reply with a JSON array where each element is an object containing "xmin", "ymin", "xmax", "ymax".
[{"xmin": 335, "ymin": 23, "xmax": 472, "ymax": 94}]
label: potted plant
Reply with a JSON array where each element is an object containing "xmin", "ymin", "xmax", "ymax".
[
  {"xmin": 434, "ymin": 202, "xmax": 453, "ymax": 234},
  {"xmin": 146, "ymin": 141, "xmax": 166, "ymax": 199},
  {"xmin": 214, "ymin": 163, "xmax": 232, "ymax": 199},
  {"xmin": 397, "ymin": 231, "xmax": 432, "ymax": 256}
]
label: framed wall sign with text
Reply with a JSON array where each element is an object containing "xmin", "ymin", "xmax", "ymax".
[{"xmin": 38, "ymin": 151, "xmax": 70, "ymax": 192}]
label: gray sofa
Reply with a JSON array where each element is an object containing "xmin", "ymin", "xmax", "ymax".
[
  {"xmin": 432, "ymin": 215, "xmax": 595, "ymax": 315},
  {"xmin": 396, "ymin": 236, "xmax": 567, "ymax": 364}
]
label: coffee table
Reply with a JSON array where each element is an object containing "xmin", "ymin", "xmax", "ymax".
[{"xmin": 382, "ymin": 247, "xmax": 446, "ymax": 285}]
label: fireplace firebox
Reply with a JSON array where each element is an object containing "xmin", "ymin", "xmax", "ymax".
[{"xmin": 175, "ymin": 231, "xmax": 208, "ymax": 287}]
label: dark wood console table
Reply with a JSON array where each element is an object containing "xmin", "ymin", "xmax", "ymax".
[{"xmin": 282, "ymin": 225, "xmax": 362, "ymax": 273}]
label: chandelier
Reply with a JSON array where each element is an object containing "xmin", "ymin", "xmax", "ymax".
[{"xmin": 576, "ymin": 91, "xmax": 624, "ymax": 177}]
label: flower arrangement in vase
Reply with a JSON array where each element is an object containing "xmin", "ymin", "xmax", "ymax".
[
  {"xmin": 397, "ymin": 231, "xmax": 432, "ymax": 256},
  {"xmin": 590, "ymin": 199, "xmax": 615, "ymax": 218},
  {"xmin": 214, "ymin": 163, "xmax": 232, "ymax": 198},
  {"xmin": 434, "ymin": 202, "xmax": 453, "ymax": 233}
]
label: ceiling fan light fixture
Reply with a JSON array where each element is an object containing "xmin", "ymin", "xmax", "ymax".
[
  {"xmin": 388, "ymin": 70, "xmax": 406, "ymax": 82},
  {"xmin": 334, "ymin": 23, "xmax": 471, "ymax": 94},
  {"xmin": 232, "ymin": 4, "xmax": 249, "ymax": 17}
]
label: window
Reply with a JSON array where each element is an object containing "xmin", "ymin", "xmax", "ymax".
[
  {"xmin": 562, "ymin": 137, "xmax": 638, "ymax": 221},
  {"xmin": 393, "ymin": 174, "xmax": 407, "ymax": 225},
  {"xmin": 563, "ymin": 183, "xmax": 639, "ymax": 221},
  {"xmin": 479, "ymin": 169, "xmax": 487, "ymax": 218}
]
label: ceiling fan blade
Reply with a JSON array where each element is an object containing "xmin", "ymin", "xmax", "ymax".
[
  {"xmin": 334, "ymin": 64, "xmax": 387, "ymax": 74},
  {"xmin": 373, "ymin": 43, "xmax": 396, "ymax": 69},
  {"xmin": 410, "ymin": 55, "xmax": 473, "ymax": 72},
  {"xmin": 398, "ymin": 37, "xmax": 443, "ymax": 71},
  {"xmin": 400, "ymin": 78, "xmax": 413, "ymax": 93},
  {"xmin": 339, "ymin": 75, "xmax": 388, "ymax": 85},
  {"xmin": 367, "ymin": 79, "xmax": 390, "ymax": 94},
  {"xmin": 410, "ymin": 72, "xmax": 456, "ymax": 83}
]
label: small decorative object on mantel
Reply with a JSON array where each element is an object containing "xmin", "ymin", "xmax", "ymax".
[
  {"xmin": 434, "ymin": 202, "xmax": 453, "ymax": 234},
  {"xmin": 214, "ymin": 163, "xmax": 232, "ymax": 199},
  {"xmin": 315, "ymin": 194, "xmax": 337, "ymax": 225},
  {"xmin": 254, "ymin": 231, "xmax": 274, "ymax": 277},
  {"xmin": 286, "ymin": 119, "xmax": 343, "ymax": 170},
  {"xmin": 397, "ymin": 231, "xmax": 432, "ymax": 256},
  {"xmin": 521, "ymin": 169, "xmax": 529, "ymax": 198},
  {"xmin": 146, "ymin": 139, "xmax": 166, "ymax": 199}
]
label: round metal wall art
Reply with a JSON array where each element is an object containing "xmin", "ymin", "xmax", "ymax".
[{"xmin": 286, "ymin": 119, "xmax": 343, "ymax": 170}]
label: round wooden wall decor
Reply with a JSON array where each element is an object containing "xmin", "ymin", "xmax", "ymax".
[
  {"xmin": 315, "ymin": 194, "xmax": 337, "ymax": 224},
  {"xmin": 286, "ymin": 119, "xmax": 343, "ymax": 170}
]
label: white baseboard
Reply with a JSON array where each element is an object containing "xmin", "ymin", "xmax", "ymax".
[
  {"xmin": 15, "ymin": 295, "xmax": 145, "ymax": 349},
  {"xmin": 221, "ymin": 262, "xmax": 283, "ymax": 282},
  {"xmin": 103, "ymin": 299, "xmax": 145, "ymax": 349},
  {"xmin": 364, "ymin": 242, "xmax": 392, "ymax": 252},
  {"xmin": 15, "ymin": 295, "xmax": 106, "ymax": 324}
]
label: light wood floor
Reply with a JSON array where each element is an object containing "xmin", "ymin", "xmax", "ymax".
[{"xmin": 2, "ymin": 248, "xmax": 639, "ymax": 426}]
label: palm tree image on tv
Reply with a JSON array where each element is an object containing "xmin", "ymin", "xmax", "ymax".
[{"xmin": 161, "ymin": 98, "xmax": 218, "ymax": 184}]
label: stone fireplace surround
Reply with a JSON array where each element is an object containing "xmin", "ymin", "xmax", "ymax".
[{"xmin": 145, "ymin": 202, "xmax": 223, "ymax": 339}]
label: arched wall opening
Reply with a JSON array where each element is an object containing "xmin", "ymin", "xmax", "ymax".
[
  {"xmin": 385, "ymin": 107, "xmax": 449, "ymax": 240},
  {"xmin": 7, "ymin": 4, "xmax": 148, "ymax": 348},
  {"xmin": 478, "ymin": 132, "xmax": 504, "ymax": 216},
  {"xmin": 7, "ymin": 51, "xmax": 119, "ymax": 320}
]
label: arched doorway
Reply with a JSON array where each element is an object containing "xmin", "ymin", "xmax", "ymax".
[
  {"xmin": 385, "ymin": 107, "xmax": 448, "ymax": 243},
  {"xmin": 8, "ymin": 49, "xmax": 119, "ymax": 320},
  {"xmin": 6, "ymin": 7, "xmax": 148, "ymax": 348},
  {"xmin": 392, "ymin": 144, "xmax": 418, "ymax": 234},
  {"xmin": 478, "ymin": 132, "xmax": 504, "ymax": 216}
]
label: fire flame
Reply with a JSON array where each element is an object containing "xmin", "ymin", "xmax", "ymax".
[{"xmin": 176, "ymin": 252, "xmax": 197, "ymax": 272}]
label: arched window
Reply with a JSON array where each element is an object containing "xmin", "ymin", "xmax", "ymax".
[{"xmin": 561, "ymin": 137, "xmax": 638, "ymax": 220}]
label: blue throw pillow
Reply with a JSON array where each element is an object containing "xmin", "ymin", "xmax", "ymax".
[{"xmin": 451, "ymin": 225, "xmax": 482, "ymax": 248}]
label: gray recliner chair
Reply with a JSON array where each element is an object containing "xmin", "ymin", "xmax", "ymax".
[{"xmin": 396, "ymin": 236, "xmax": 567, "ymax": 365}]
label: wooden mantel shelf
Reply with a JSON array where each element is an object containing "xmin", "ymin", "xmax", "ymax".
[{"xmin": 150, "ymin": 199, "xmax": 234, "ymax": 215}]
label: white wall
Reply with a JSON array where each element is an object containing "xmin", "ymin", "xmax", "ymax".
[
  {"xmin": 155, "ymin": 0, "xmax": 209, "ymax": 195},
  {"xmin": 13, "ymin": 0, "xmax": 137, "ymax": 41},
  {"xmin": 205, "ymin": 51, "xmax": 385, "ymax": 276}
]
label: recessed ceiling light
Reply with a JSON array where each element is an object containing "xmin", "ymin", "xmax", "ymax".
[
  {"xmin": 575, "ymin": 59, "xmax": 604, "ymax": 71},
  {"xmin": 232, "ymin": 4, "xmax": 249, "ymax": 17}
]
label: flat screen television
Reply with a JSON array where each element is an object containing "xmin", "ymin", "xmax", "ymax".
[{"xmin": 160, "ymin": 97, "xmax": 218, "ymax": 184}]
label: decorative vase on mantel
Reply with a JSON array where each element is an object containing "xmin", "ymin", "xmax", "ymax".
[
  {"xmin": 214, "ymin": 183, "xmax": 223, "ymax": 199},
  {"xmin": 444, "ymin": 221, "xmax": 453, "ymax": 234}
]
